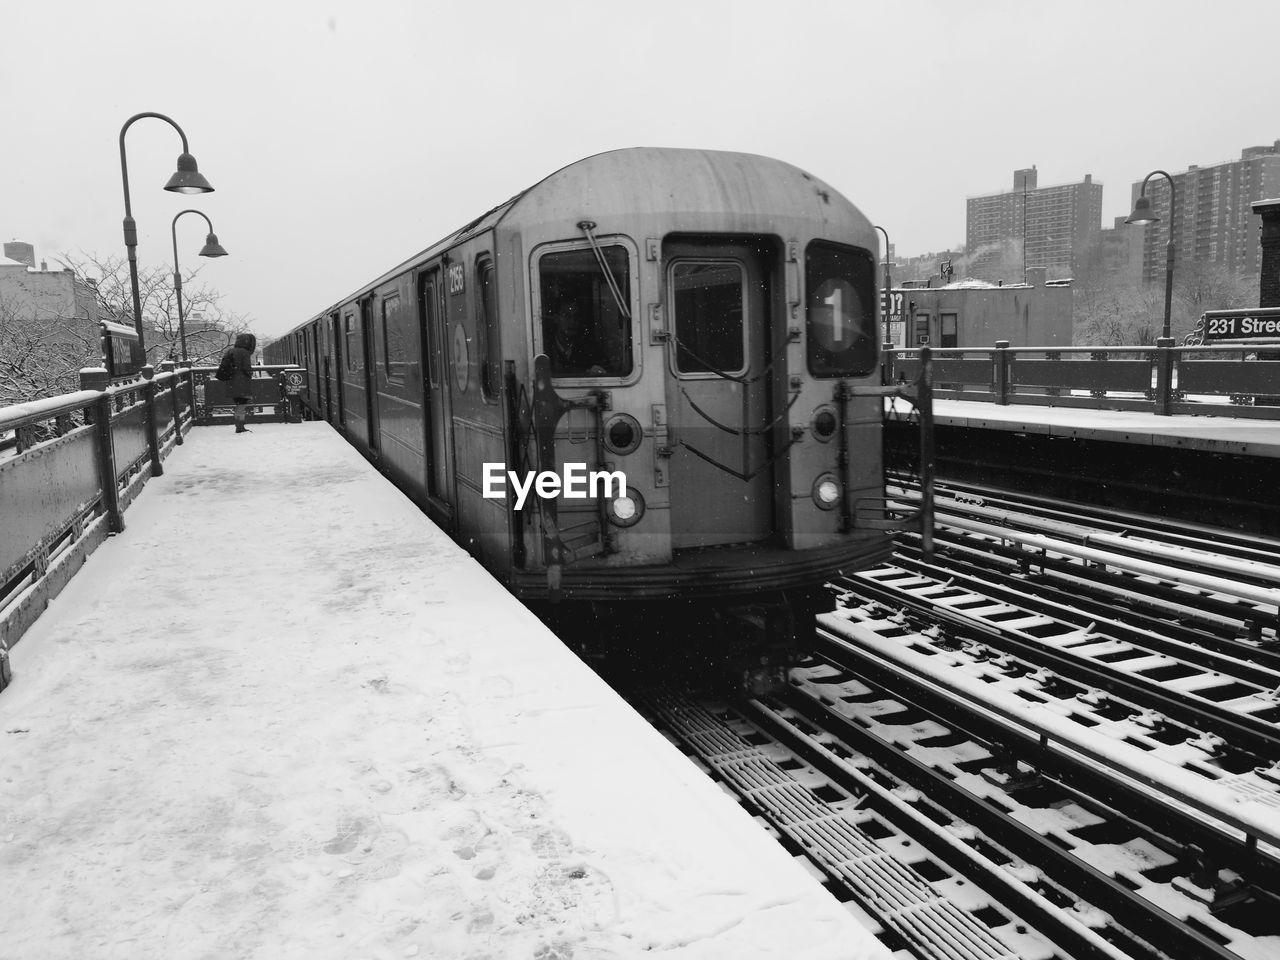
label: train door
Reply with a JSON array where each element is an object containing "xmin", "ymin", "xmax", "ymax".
[
  {"xmin": 320, "ymin": 321, "xmax": 333, "ymax": 422},
  {"xmin": 360, "ymin": 296, "xmax": 381, "ymax": 456},
  {"xmin": 310, "ymin": 325, "xmax": 323, "ymax": 418},
  {"xmin": 418, "ymin": 268, "xmax": 454, "ymax": 518},
  {"xmin": 330, "ymin": 312, "xmax": 345, "ymax": 426},
  {"xmin": 665, "ymin": 239, "xmax": 775, "ymax": 549}
]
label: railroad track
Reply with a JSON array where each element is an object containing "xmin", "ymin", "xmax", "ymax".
[
  {"xmin": 639, "ymin": 671, "xmax": 1280, "ymax": 960},
  {"xmin": 628, "ymin": 486, "xmax": 1280, "ymax": 959},
  {"xmin": 896, "ymin": 479, "xmax": 1280, "ymax": 651},
  {"xmin": 856, "ymin": 485, "xmax": 1280, "ymax": 763}
]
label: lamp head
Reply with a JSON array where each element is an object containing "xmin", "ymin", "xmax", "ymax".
[
  {"xmin": 199, "ymin": 233, "xmax": 228, "ymax": 258},
  {"xmin": 1125, "ymin": 194, "xmax": 1159, "ymax": 226},
  {"xmin": 165, "ymin": 153, "xmax": 213, "ymax": 194}
]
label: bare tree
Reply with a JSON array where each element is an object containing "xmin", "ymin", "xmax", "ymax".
[
  {"xmin": 1073, "ymin": 253, "xmax": 1255, "ymax": 347},
  {"xmin": 0, "ymin": 295, "xmax": 101, "ymax": 407},
  {"xmin": 56, "ymin": 251, "xmax": 253, "ymax": 366}
]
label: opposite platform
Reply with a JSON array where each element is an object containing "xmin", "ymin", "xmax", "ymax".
[
  {"xmin": 928, "ymin": 398, "xmax": 1280, "ymax": 459},
  {"xmin": 0, "ymin": 422, "xmax": 887, "ymax": 960}
]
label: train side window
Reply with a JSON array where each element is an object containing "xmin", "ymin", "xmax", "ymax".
[
  {"xmin": 477, "ymin": 259, "xmax": 500, "ymax": 401},
  {"xmin": 671, "ymin": 260, "xmax": 746, "ymax": 374},
  {"xmin": 344, "ymin": 313, "xmax": 359, "ymax": 372},
  {"xmin": 804, "ymin": 241, "xmax": 877, "ymax": 377},
  {"xmin": 381, "ymin": 293, "xmax": 405, "ymax": 380},
  {"xmin": 538, "ymin": 245, "xmax": 632, "ymax": 379}
]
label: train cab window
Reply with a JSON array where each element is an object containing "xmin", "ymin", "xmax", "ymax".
[
  {"xmin": 538, "ymin": 245, "xmax": 632, "ymax": 379},
  {"xmin": 804, "ymin": 242, "xmax": 877, "ymax": 377},
  {"xmin": 381, "ymin": 293, "xmax": 406, "ymax": 380},
  {"xmin": 671, "ymin": 261, "xmax": 745, "ymax": 374},
  {"xmin": 478, "ymin": 260, "xmax": 500, "ymax": 401}
]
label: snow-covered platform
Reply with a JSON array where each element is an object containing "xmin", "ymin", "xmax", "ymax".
[
  {"xmin": 931, "ymin": 398, "xmax": 1280, "ymax": 459},
  {"xmin": 0, "ymin": 423, "xmax": 887, "ymax": 960}
]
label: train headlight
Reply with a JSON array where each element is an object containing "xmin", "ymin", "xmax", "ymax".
[
  {"xmin": 811, "ymin": 405, "xmax": 838, "ymax": 442},
  {"xmin": 607, "ymin": 487, "xmax": 645, "ymax": 527},
  {"xmin": 603, "ymin": 413, "xmax": 643, "ymax": 456},
  {"xmin": 812, "ymin": 474, "xmax": 841, "ymax": 510}
]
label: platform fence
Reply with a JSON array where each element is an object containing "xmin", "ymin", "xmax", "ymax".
[
  {"xmin": 0, "ymin": 363, "xmax": 304, "ymax": 676},
  {"xmin": 883, "ymin": 341, "xmax": 1280, "ymax": 419}
]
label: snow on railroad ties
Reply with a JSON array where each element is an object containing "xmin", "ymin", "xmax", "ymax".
[
  {"xmin": 0, "ymin": 423, "xmax": 888, "ymax": 960},
  {"xmin": 818, "ymin": 609, "xmax": 1280, "ymax": 846}
]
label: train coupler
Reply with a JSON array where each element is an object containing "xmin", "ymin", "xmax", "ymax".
[{"xmin": 721, "ymin": 589, "xmax": 827, "ymax": 698}]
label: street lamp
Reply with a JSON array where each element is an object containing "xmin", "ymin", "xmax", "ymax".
[
  {"xmin": 119, "ymin": 112, "xmax": 214, "ymax": 359},
  {"xmin": 873, "ymin": 225, "xmax": 892, "ymax": 346},
  {"xmin": 171, "ymin": 209, "xmax": 228, "ymax": 364},
  {"xmin": 1125, "ymin": 169, "xmax": 1176, "ymax": 341}
]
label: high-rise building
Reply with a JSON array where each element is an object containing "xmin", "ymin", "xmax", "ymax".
[
  {"xmin": 966, "ymin": 167, "xmax": 1104, "ymax": 280},
  {"xmin": 1131, "ymin": 141, "xmax": 1280, "ymax": 283}
]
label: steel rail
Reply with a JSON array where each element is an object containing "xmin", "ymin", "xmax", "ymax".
[
  {"xmin": 885, "ymin": 540, "xmax": 1280, "ymax": 690},
  {"xmin": 741, "ymin": 696, "xmax": 1147, "ymax": 960},
  {"xmin": 768, "ymin": 685, "xmax": 1245, "ymax": 960},
  {"xmin": 924, "ymin": 499, "xmax": 1280, "ymax": 587},
  {"xmin": 897, "ymin": 477, "xmax": 1280, "ymax": 563},
  {"xmin": 839, "ymin": 567, "xmax": 1280, "ymax": 761},
  {"xmin": 817, "ymin": 618, "xmax": 1280, "ymax": 852},
  {"xmin": 639, "ymin": 691, "xmax": 1028, "ymax": 960},
  {"xmin": 902, "ymin": 525, "xmax": 1280, "ymax": 653},
  {"xmin": 930, "ymin": 514, "xmax": 1280, "ymax": 612}
]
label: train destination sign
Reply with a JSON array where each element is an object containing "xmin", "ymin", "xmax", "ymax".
[{"xmin": 1200, "ymin": 308, "xmax": 1280, "ymax": 341}]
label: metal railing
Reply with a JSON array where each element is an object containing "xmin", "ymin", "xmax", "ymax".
[
  {"xmin": 883, "ymin": 340, "xmax": 1280, "ymax": 418},
  {"xmin": 0, "ymin": 362, "xmax": 308, "ymax": 675},
  {"xmin": 189, "ymin": 364, "xmax": 307, "ymax": 425},
  {"xmin": 0, "ymin": 363, "xmax": 196, "ymax": 672}
]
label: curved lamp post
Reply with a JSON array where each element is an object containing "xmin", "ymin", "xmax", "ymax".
[
  {"xmin": 873, "ymin": 225, "xmax": 892, "ymax": 346},
  {"xmin": 119, "ymin": 112, "xmax": 214, "ymax": 358},
  {"xmin": 1125, "ymin": 170, "xmax": 1176, "ymax": 341},
  {"xmin": 171, "ymin": 210, "xmax": 228, "ymax": 364}
]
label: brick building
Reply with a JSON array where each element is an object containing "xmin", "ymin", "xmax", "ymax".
[
  {"xmin": 966, "ymin": 167, "xmax": 1104, "ymax": 281},
  {"xmin": 1131, "ymin": 142, "xmax": 1280, "ymax": 284}
]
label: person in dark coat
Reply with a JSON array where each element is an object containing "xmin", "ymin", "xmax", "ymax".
[
  {"xmin": 221, "ymin": 332, "xmax": 257, "ymax": 433},
  {"xmin": 544, "ymin": 302, "xmax": 606, "ymax": 377}
]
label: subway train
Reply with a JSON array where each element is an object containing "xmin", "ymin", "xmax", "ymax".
[{"xmin": 265, "ymin": 147, "xmax": 929, "ymax": 680}]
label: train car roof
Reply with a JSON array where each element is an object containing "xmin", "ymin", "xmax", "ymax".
[{"xmin": 283, "ymin": 147, "xmax": 863, "ymax": 336}]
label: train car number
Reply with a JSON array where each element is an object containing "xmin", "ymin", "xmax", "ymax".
[{"xmin": 448, "ymin": 262, "xmax": 465, "ymax": 295}]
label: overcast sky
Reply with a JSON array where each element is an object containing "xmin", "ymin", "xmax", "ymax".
[{"xmin": 4, "ymin": 0, "xmax": 1278, "ymax": 337}]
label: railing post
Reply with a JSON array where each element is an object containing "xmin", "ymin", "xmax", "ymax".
[
  {"xmin": 182, "ymin": 364, "xmax": 195, "ymax": 428},
  {"xmin": 81, "ymin": 367, "xmax": 124, "ymax": 534},
  {"xmin": 160, "ymin": 360, "xmax": 183, "ymax": 446},
  {"xmin": 140, "ymin": 364, "xmax": 163, "ymax": 475},
  {"xmin": 993, "ymin": 340, "xmax": 1011, "ymax": 405},
  {"xmin": 917, "ymin": 346, "xmax": 935, "ymax": 558},
  {"xmin": 1153, "ymin": 337, "xmax": 1175, "ymax": 416},
  {"xmin": 881, "ymin": 342, "xmax": 897, "ymax": 387}
]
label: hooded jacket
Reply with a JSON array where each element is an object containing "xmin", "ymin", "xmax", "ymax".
[{"xmin": 224, "ymin": 333, "xmax": 257, "ymax": 401}]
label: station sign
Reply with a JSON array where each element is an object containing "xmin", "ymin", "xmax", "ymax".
[{"xmin": 1200, "ymin": 307, "xmax": 1280, "ymax": 342}]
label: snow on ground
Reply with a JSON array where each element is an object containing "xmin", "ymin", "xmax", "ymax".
[
  {"xmin": 922, "ymin": 397, "xmax": 1280, "ymax": 457},
  {"xmin": 0, "ymin": 422, "xmax": 887, "ymax": 960}
]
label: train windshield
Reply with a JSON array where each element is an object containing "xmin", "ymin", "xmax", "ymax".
[
  {"xmin": 804, "ymin": 242, "xmax": 877, "ymax": 377},
  {"xmin": 539, "ymin": 246, "xmax": 633, "ymax": 378}
]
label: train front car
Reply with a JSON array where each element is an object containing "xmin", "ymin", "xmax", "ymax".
[{"xmin": 500, "ymin": 148, "xmax": 894, "ymax": 682}]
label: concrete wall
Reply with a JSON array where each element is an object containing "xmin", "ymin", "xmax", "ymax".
[{"xmin": 894, "ymin": 269, "xmax": 1073, "ymax": 347}]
